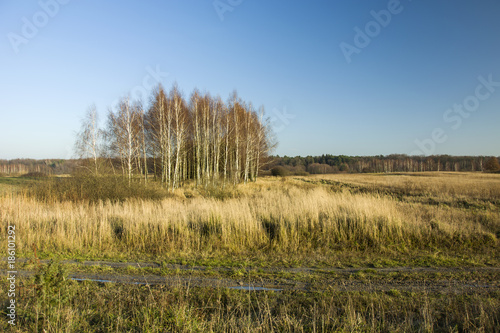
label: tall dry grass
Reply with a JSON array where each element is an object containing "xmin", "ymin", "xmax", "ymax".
[{"xmin": 1, "ymin": 173, "xmax": 498, "ymax": 259}]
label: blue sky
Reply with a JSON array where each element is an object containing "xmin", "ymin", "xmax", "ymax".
[{"xmin": 1, "ymin": 0, "xmax": 499, "ymax": 159}]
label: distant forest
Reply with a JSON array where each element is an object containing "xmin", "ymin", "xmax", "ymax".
[
  {"xmin": 0, "ymin": 159, "xmax": 78, "ymax": 175},
  {"xmin": 269, "ymin": 154, "xmax": 498, "ymax": 174},
  {"xmin": 1, "ymin": 154, "xmax": 499, "ymax": 176},
  {"xmin": 266, "ymin": 154, "xmax": 500, "ymax": 175}
]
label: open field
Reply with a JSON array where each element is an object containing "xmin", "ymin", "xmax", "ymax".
[{"xmin": 1, "ymin": 172, "xmax": 499, "ymax": 331}]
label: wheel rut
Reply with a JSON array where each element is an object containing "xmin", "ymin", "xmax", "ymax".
[{"xmin": 3, "ymin": 259, "xmax": 499, "ymax": 294}]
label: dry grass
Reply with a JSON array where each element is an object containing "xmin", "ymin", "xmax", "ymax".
[
  {"xmin": 309, "ymin": 172, "xmax": 500, "ymax": 200},
  {"xmin": 1, "ymin": 173, "xmax": 498, "ymax": 263},
  {"xmin": 1, "ymin": 172, "xmax": 499, "ymax": 332}
]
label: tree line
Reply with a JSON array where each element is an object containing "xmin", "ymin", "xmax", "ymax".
[
  {"xmin": 2, "ymin": 154, "xmax": 499, "ymax": 178},
  {"xmin": 266, "ymin": 154, "xmax": 500, "ymax": 174},
  {"xmin": 75, "ymin": 84, "xmax": 274, "ymax": 189},
  {"xmin": 0, "ymin": 159, "xmax": 78, "ymax": 176}
]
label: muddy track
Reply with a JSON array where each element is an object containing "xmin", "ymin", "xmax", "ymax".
[
  {"xmin": 8, "ymin": 257, "xmax": 500, "ymax": 274},
  {"xmin": 3, "ymin": 259, "xmax": 500, "ymax": 295},
  {"xmin": 3, "ymin": 268, "xmax": 499, "ymax": 294}
]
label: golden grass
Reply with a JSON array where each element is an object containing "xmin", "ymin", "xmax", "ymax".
[
  {"xmin": 2, "ymin": 173, "xmax": 498, "ymax": 261},
  {"xmin": 309, "ymin": 172, "xmax": 500, "ymax": 200}
]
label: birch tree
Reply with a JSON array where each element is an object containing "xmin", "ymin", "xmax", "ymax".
[
  {"xmin": 143, "ymin": 84, "xmax": 274, "ymax": 187},
  {"xmin": 190, "ymin": 90, "xmax": 202, "ymax": 185},
  {"xmin": 147, "ymin": 85, "xmax": 173, "ymax": 187},
  {"xmin": 243, "ymin": 103, "xmax": 254, "ymax": 183},
  {"xmin": 222, "ymin": 102, "xmax": 232, "ymax": 183},
  {"xmin": 229, "ymin": 91, "xmax": 241, "ymax": 184},
  {"xmin": 212, "ymin": 96, "xmax": 223, "ymax": 181},
  {"xmin": 171, "ymin": 85, "xmax": 187, "ymax": 189},
  {"xmin": 75, "ymin": 104, "xmax": 102, "ymax": 175},
  {"xmin": 134, "ymin": 100, "xmax": 148, "ymax": 183},
  {"xmin": 107, "ymin": 97, "xmax": 141, "ymax": 184}
]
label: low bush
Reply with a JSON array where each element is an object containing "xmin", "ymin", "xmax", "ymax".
[
  {"xmin": 198, "ymin": 182, "xmax": 239, "ymax": 200},
  {"xmin": 21, "ymin": 172, "xmax": 49, "ymax": 178},
  {"xmin": 258, "ymin": 169, "xmax": 272, "ymax": 177},
  {"xmin": 26, "ymin": 175, "xmax": 170, "ymax": 203},
  {"xmin": 271, "ymin": 166, "xmax": 289, "ymax": 177}
]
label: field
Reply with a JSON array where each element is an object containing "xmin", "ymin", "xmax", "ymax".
[{"xmin": 1, "ymin": 172, "xmax": 499, "ymax": 332}]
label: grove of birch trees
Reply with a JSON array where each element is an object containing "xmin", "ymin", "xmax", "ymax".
[{"xmin": 81, "ymin": 84, "xmax": 274, "ymax": 189}]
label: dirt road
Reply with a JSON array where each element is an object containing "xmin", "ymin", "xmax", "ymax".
[{"xmin": 3, "ymin": 259, "xmax": 499, "ymax": 295}]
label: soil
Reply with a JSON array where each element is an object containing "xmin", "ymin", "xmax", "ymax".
[{"xmin": 3, "ymin": 259, "xmax": 499, "ymax": 295}]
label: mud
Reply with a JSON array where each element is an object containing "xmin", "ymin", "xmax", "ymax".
[
  {"xmin": 8, "ymin": 257, "xmax": 500, "ymax": 275},
  {"xmin": 2, "ymin": 259, "xmax": 499, "ymax": 295}
]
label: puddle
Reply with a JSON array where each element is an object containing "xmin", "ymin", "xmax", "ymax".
[
  {"xmin": 71, "ymin": 276, "xmax": 283, "ymax": 291},
  {"xmin": 72, "ymin": 277, "xmax": 121, "ymax": 284},
  {"xmin": 229, "ymin": 286, "xmax": 282, "ymax": 292},
  {"xmin": 71, "ymin": 277, "xmax": 148, "ymax": 285}
]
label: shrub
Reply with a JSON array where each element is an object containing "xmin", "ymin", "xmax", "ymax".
[
  {"xmin": 33, "ymin": 261, "xmax": 73, "ymax": 324},
  {"xmin": 21, "ymin": 172, "xmax": 49, "ymax": 178},
  {"xmin": 339, "ymin": 163, "xmax": 349, "ymax": 172},
  {"xmin": 258, "ymin": 170, "xmax": 272, "ymax": 177},
  {"xmin": 288, "ymin": 165, "xmax": 309, "ymax": 176},
  {"xmin": 484, "ymin": 157, "xmax": 500, "ymax": 172},
  {"xmin": 271, "ymin": 166, "xmax": 289, "ymax": 177},
  {"xmin": 307, "ymin": 163, "xmax": 336, "ymax": 174},
  {"xmin": 26, "ymin": 175, "xmax": 170, "ymax": 203},
  {"xmin": 198, "ymin": 182, "xmax": 239, "ymax": 200}
]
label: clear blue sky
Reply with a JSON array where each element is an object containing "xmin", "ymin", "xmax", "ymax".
[{"xmin": 1, "ymin": 0, "xmax": 499, "ymax": 159}]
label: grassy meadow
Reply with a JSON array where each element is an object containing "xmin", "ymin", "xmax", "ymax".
[{"xmin": 1, "ymin": 172, "xmax": 499, "ymax": 331}]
